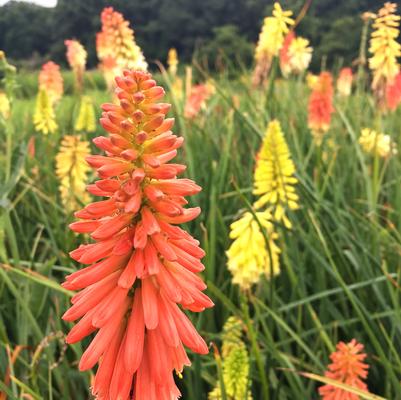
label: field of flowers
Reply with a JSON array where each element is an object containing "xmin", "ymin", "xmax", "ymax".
[{"xmin": 1, "ymin": 2, "xmax": 401, "ymax": 400}]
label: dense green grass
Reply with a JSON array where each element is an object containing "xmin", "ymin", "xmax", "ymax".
[{"xmin": 1, "ymin": 66, "xmax": 401, "ymax": 399}]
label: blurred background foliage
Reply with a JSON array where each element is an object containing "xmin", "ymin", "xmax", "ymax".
[{"xmin": 0, "ymin": 0, "xmax": 385, "ymax": 71}]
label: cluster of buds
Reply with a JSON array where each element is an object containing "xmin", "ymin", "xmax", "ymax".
[{"xmin": 96, "ymin": 7, "xmax": 147, "ymax": 90}]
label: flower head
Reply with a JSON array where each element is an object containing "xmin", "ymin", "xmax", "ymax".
[
  {"xmin": 226, "ymin": 211, "xmax": 280, "ymax": 290},
  {"xmin": 359, "ymin": 127, "xmax": 397, "ymax": 158},
  {"xmin": 253, "ymin": 120, "xmax": 298, "ymax": 228},
  {"xmin": 33, "ymin": 89, "xmax": 58, "ymax": 134},
  {"xmin": 253, "ymin": 2, "xmax": 294, "ymax": 86},
  {"xmin": 62, "ymin": 70, "xmax": 213, "ymax": 400},
  {"xmin": 168, "ymin": 48, "xmax": 179, "ymax": 77},
  {"xmin": 306, "ymin": 73, "xmax": 319, "ymax": 90},
  {"xmin": 0, "ymin": 91, "xmax": 10, "ymax": 119},
  {"xmin": 385, "ymin": 71, "xmax": 401, "ymax": 110},
  {"xmin": 65, "ymin": 39, "xmax": 87, "ymax": 92},
  {"xmin": 209, "ymin": 317, "xmax": 252, "ymax": 400},
  {"xmin": 337, "ymin": 67, "xmax": 353, "ymax": 97},
  {"xmin": 319, "ymin": 339, "xmax": 369, "ymax": 400},
  {"xmin": 369, "ymin": 3, "xmax": 401, "ymax": 97},
  {"xmin": 308, "ymin": 72, "xmax": 334, "ymax": 143},
  {"xmin": 280, "ymin": 32, "xmax": 296, "ymax": 77},
  {"xmin": 38, "ymin": 61, "xmax": 63, "ymax": 105},
  {"xmin": 75, "ymin": 96, "xmax": 96, "ymax": 133},
  {"xmin": 56, "ymin": 135, "xmax": 91, "ymax": 211},
  {"xmin": 287, "ymin": 37, "xmax": 312, "ymax": 74},
  {"xmin": 96, "ymin": 7, "xmax": 147, "ymax": 89},
  {"xmin": 184, "ymin": 83, "xmax": 214, "ymax": 119}
]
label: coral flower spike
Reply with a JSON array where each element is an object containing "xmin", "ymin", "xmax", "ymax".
[
  {"xmin": 63, "ymin": 70, "xmax": 213, "ymax": 400},
  {"xmin": 319, "ymin": 339, "xmax": 369, "ymax": 400}
]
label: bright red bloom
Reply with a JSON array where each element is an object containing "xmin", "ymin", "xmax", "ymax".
[
  {"xmin": 279, "ymin": 31, "xmax": 295, "ymax": 77},
  {"xmin": 308, "ymin": 71, "xmax": 334, "ymax": 140},
  {"xmin": 63, "ymin": 70, "xmax": 213, "ymax": 400},
  {"xmin": 386, "ymin": 71, "xmax": 401, "ymax": 111},
  {"xmin": 319, "ymin": 339, "xmax": 369, "ymax": 400}
]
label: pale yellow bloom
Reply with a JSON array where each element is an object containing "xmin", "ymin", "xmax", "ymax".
[
  {"xmin": 167, "ymin": 48, "xmax": 178, "ymax": 76},
  {"xmin": 75, "ymin": 96, "xmax": 96, "ymax": 133},
  {"xmin": 369, "ymin": 2, "xmax": 401, "ymax": 90},
  {"xmin": 226, "ymin": 211, "xmax": 280, "ymax": 290},
  {"xmin": 56, "ymin": 135, "xmax": 91, "ymax": 211},
  {"xmin": 33, "ymin": 89, "xmax": 58, "ymax": 134},
  {"xmin": 359, "ymin": 128, "xmax": 397, "ymax": 158},
  {"xmin": 0, "ymin": 92, "xmax": 10, "ymax": 119},
  {"xmin": 209, "ymin": 317, "xmax": 252, "ymax": 400},
  {"xmin": 253, "ymin": 120, "xmax": 299, "ymax": 228},
  {"xmin": 288, "ymin": 37, "xmax": 312, "ymax": 74}
]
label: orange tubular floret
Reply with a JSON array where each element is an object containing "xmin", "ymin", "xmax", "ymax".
[{"xmin": 63, "ymin": 70, "xmax": 213, "ymax": 400}]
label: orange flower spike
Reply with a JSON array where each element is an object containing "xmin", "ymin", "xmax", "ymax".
[
  {"xmin": 38, "ymin": 61, "xmax": 64, "ymax": 105},
  {"xmin": 386, "ymin": 71, "xmax": 401, "ymax": 111},
  {"xmin": 308, "ymin": 71, "xmax": 334, "ymax": 144},
  {"xmin": 96, "ymin": 7, "xmax": 147, "ymax": 90},
  {"xmin": 184, "ymin": 83, "xmax": 215, "ymax": 119},
  {"xmin": 319, "ymin": 339, "xmax": 369, "ymax": 400},
  {"xmin": 65, "ymin": 39, "xmax": 87, "ymax": 92},
  {"xmin": 63, "ymin": 70, "xmax": 213, "ymax": 400},
  {"xmin": 280, "ymin": 31, "xmax": 296, "ymax": 77}
]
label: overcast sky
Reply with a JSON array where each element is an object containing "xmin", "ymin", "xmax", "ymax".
[{"xmin": 0, "ymin": 0, "xmax": 57, "ymax": 6}]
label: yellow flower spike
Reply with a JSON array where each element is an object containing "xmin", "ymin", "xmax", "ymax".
[
  {"xmin": 253, "ymin": 120, "xmax": 299, "ymax": 229},
  {"xmin": 226, "ymin": 211, "xmax": 280, "ymax": 290},
  {"xmin": 272, "ymin": 2, "xmax": 294, "ymax": 35},
  {"xmin": 33, "ymin": 89, "xmax": 58, "ymax": 134},
  {"xmin": 253, "ymin": 2, "xmax": 294, "ymax": 86},
  {"xmin": 0, "ymin": 91, "xmax": 10, "ymax": 119},
  {"xmin": 369, "ymin": 2, "xmax": 401, "ymax": 98},
  {"xmin": 55, "ymin": 135, "xmax": 91, "ymax": 212},
  {"xmin": 209, "ymin": 317, "xmax": 252, "ymax": 400},
  {"xmin": 75, "ymin": 96, "xmax": 96, "ymax": 133},
  {"xmin": 167, "ymin": 48, "xmax": 178, "ymax": 76},
  {"xmin": 359, "ymin": 128, "xmax": 397, "ymax": 158},
  {"xmin": 288, "ymin": 37, "xmax": 313, "ymax": 74}
]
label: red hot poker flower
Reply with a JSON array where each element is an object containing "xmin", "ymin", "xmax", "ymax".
[
  {"xmin": 319, "ymin": 339, "xmax": 369, "ymax": 400},
  {"xmin": 62, "ymin": 70, "xmax": 213, "ymax": 400},
  {"xmin": 308, "ymin": 71, "xmax": 334, "ymax": 144},
  {"xmin": 279, "ymin": 31, "xmax": 295, "ymax": 77},
  {"xmin": 386, "ymin": 71, "xmax": 401, "ymax": 111}
]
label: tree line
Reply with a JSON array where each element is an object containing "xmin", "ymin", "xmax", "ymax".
[{"xmin": 0, "ymin": 0, "xmax": 384, "ymax": 71}]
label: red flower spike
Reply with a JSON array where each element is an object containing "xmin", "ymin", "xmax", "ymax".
[{"xmin": 63, "ymin": 70, "xmax": 212, "ymax": 400}]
